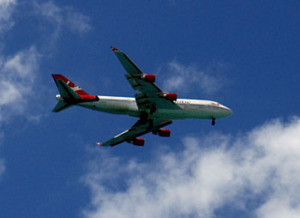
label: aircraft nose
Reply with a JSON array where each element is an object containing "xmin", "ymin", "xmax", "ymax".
[{"xmin": 221, "ymin": 104, "xmax": 233, "ymax": 116}]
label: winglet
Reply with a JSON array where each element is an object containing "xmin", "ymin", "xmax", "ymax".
[{"xmin": 111, "ymin": 46, "xmax": 119, "ymax": 52}]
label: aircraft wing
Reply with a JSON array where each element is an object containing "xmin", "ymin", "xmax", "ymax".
[
  {"xmin": 98, "ymin": 119, "xmax": 172, "ymax": 147},
  {"xmin": 111, "ymin": 47, "xmax": 180, "ymax": 111}
]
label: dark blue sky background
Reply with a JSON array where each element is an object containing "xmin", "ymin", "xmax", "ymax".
[{"xmin": 0, "ymin": 1, "xmax": 299, "ymax": 218}]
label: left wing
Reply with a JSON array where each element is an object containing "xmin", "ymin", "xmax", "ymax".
[
  {"xmin": 111, "ymin": 46, "xmax": 180, "ymax": 112},
  {"xmin": 98, "ymin": 119, "xmax": 172, "ymax": 147}
]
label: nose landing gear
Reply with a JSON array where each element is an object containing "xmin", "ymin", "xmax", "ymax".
[{"xmin": 211, "ymin": 118, "xmax": 216, "ymax": 126}]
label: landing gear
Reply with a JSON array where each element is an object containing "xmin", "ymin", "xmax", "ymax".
[
  {"xmin": 211, "ymin": 118, "xmax": 216, "ymax": 126},
  {"xmin": 140, "ymin": 111, "xmax": 148, "ymax": 124},
  {"xmin": 150, "ymin": 106, "xmax": 156, "ymax": 114}
]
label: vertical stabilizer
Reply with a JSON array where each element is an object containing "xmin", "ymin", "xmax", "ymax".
[{"xmin": 52, "ymin": 74, "xmax": 98, "ymax": 112}]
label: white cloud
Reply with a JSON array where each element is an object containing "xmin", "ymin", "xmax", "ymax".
[
  {"xmin": 0, "ymin": 46, "xmax": 40, "ymax": 117},
  {"xmin": 35, "ymin": 1, "xmax": 62, "ymax": 24},
  {"xmin": 0, "ymin": 0, "xmax": 16, "ymax": 33},
  {"xmin": 0, "ymin": 0, "xmax": 16, "ymax": 5},
  {"xmin": 82, "ymin": 117, "xmax": 300, "ymax": 218},
  {"xmin": 0, "ymin": 1, "xmax": 91, "ymax": 123},
  {"xmin": 0, "ymin": 2, "xmax": 39, "ymax": 114},
  {"xmin": 0, "ymin": 1, "xmax": 90, "ymax": 180},
  {"xmin": 0, "ymin": 1, "xmax": 91, "ymax": 125},
  {"xmin": 65, "ymin": 9, "xmax": 91, "ymax": 34},
  {"xmin": 31, "ymin": 1, "xmax": 91, "ymax": 50},
  {"xmin": 161, "ymin": 60, "xmax": 227, "ymax": 95},
  {"xmin": 35, "ymin": 1, "xmax": 91, "ymax": 37},
  {"xmin": 0, "ymin": 1, "xmax": 90, "ymax": 114},
  {"xmin": 4, "ymin": 46, "xmax": 39, "ymax": 79}
]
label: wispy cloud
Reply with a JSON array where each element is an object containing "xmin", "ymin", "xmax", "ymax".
[
  {"xmin": 34, "ymin": 1, "xmax": 91, "ymax": 45},
  {"xmin": 0, "ymin": 0, "xmax": 92, "ymax": 180},
  {"xmin": 0, "ymin": 1, "xmax": 91, "ymax": 122},
  {"xmin": 160, "ymin": 60, "xmax": 228, "ymax": 96},
  {"xmin": 65, "ymin": 8, "xmax": 91, "ymax": 34},
  {"xmin": 0, "ymin": 0, "xmax": 16, "ymax": 34},
  {"xmin": 0, "ymin": 46, "xmax": 40, "ymax": 119},
  {"xmin": 82, "ymin": 117, "xmax": 300, "ymax": 218}
]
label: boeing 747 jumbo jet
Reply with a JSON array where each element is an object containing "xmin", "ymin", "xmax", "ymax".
[{"xmin": 52, "ymin": 47, "xmax": 232, "ymax": 146}]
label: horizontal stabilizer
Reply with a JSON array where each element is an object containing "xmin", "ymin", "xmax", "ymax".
[{"xmin": 52, "ymin": 101, "xmax": 72, "ymax": 112}]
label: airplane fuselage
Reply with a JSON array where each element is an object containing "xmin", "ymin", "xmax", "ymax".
[{"xmin": 56, "ymin": 95, "xmax": 232, "ymax": 120}]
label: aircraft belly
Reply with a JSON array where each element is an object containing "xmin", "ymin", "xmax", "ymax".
[
  {"xmin": 182, "ymin": 105, "xmax": 231, "ymax": 119},
  {"xmin": 79, "ymin": 99, "xmax": 140, "ymax": 117},
  {"xmin": 154, "ymin": 106, "xmax": 223, "ymax": 120},
  {"xmin": 153, "ymin": 108, "xmax": 202, "ymax": 120}
]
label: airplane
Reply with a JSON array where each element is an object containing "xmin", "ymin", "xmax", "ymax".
[{"xmin": 52, "ymin": 47, "xmax": 232, "ymax": 147}]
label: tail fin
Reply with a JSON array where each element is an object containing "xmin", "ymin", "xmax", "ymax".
[{"xmin": 52, "ymin": 74, "xmax": 98, "ymax": 112}]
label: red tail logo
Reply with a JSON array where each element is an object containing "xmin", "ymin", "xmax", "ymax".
[{"xmin": 52, "ymin": 74, "xmax": 97, "ymax": 100}]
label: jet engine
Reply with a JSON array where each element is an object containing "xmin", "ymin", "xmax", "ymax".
[
  {"xmin": 132, "ymin": 138, "xmax": 145, "ymax": 146},
  {"xmin": 164, "ymin": 93, "xmax": 177, "ymax": 101},
  {"xmin": 158, "ymin": 129, "xmax": 171, "ymax": 137},
  {"xmin": 142, "ymin": 74, "xmax": 156, "ymax": 83}
]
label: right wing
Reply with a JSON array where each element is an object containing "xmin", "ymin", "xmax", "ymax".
[{"xmin": 98, "ymin": 119, "xmax": 172, "ymax": 147}]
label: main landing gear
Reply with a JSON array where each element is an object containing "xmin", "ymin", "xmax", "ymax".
[
  {"xmin": 150, "ymin": 106, "xmax": 156, "ymax": 115},
  {"xmin": 211, "ymin": 118, "xmax": 216, "ymax": 126}
]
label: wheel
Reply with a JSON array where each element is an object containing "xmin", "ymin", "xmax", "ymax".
[
  {"xmin": 212, "ymin": 118, "xmax": 216, "ymax": 126},
  {"xmin": 150, "ymin": 106, "xmax": 156, "ymax": 114}
]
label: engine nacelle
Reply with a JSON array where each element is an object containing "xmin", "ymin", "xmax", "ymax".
[
  {"xmin": 164, "ymin": 93, "xmax": 177, "ymax": 101},
  {"xmin": 132, "ymin": 138, "xmax": 145, "ymax": 146},
  {"xmin": 158, "ymin": 129, "xmax": 171, "ymax": 137},
  {"xmin": 143, "ymin": 74, "xmax": 156, "ymax": 83}
]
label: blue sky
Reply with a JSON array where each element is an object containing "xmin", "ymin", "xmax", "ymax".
[{"xmin": 0, "ymin": 0, "xmax": 299, "ymax": 217}]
